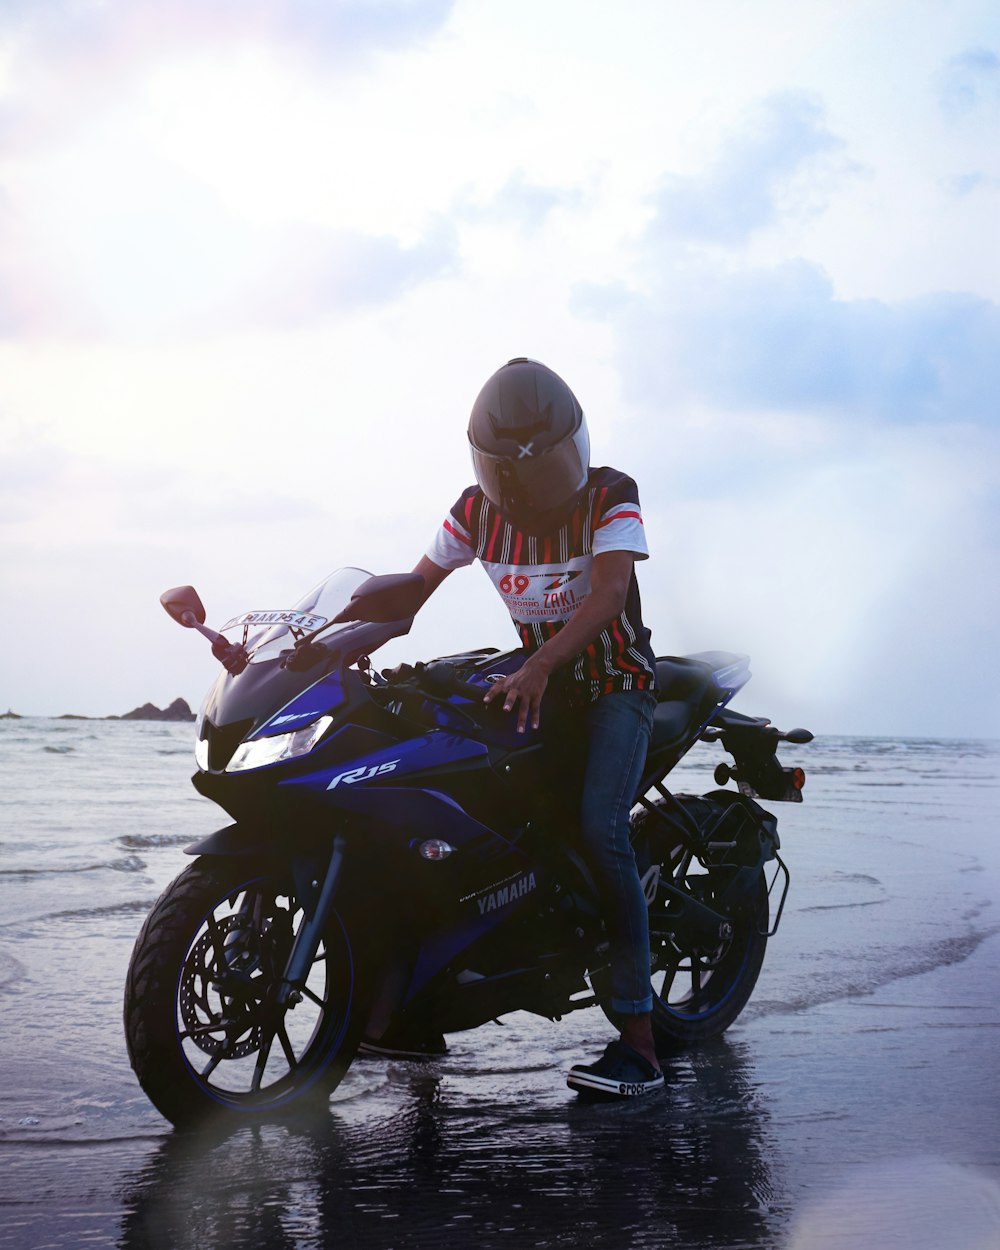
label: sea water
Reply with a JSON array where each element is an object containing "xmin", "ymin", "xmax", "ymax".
[{"xmin": 0, "ymin": 718, "xmax": 998, "ymax": 1249}]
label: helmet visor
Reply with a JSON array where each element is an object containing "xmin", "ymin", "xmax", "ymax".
[{"xmin": 470, "ymin": 421, "xmax": 590, "ymax": 519}]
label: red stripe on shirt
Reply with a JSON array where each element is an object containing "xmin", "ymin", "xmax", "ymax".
[
  {"xmin": 484, "ymin": 511, "xmax": 502, "ymax": 562},
  {"xmin": 443, "ymin": 519, "xmax": 472, "ymax": 546},
  {"xmin": 611, "ymin": 619, "xmax": 642, "ymax": 673},
  {"xmin": 595, "ymin": 509, "xmax": 643, "ymax": 529}
]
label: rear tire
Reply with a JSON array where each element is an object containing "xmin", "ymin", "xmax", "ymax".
[
  {"xmin": 595, "ymin": 797, "xmax": 770, "ymax": 1051},
  {"xmin": 647, "ymin": 870, "xmax": 768, "ymax": 1050},
  {"xmin": 124, "ymin": 857, "xmax": 370, "ymax": 1127}
]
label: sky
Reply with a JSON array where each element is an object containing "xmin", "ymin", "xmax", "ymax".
[{"xmin": 1, "ymin": 0, "xmax": 998, "ymax": 738}]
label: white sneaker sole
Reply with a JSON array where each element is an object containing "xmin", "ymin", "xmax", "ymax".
[{"xmin": 566, "ymin": 1069, "xmax": 664, "ymax": 1097}]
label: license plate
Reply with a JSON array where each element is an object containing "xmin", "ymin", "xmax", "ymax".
[{"xmin": 220, "ymin": 609, "xmax": 328, "ymax": 633}]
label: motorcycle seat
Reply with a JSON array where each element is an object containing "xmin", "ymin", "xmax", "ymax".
[
  {"xmin": 655, "ymin": 656, "xmax": 716, "ymax": 700},
  {"xmin": 651, "ymin": 700, "xmax": 696, "ymax": 749},
  {"xmin": 651, "ymin": 657, "xmax": 717, "ymax": 751}
]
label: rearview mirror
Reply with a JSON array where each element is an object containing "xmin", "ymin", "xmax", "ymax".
[{"xmin": 160, "ymin": 585, "xmax": 207, "ymax": 628}]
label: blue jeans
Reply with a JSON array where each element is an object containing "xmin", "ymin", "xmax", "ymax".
[{"xmin": 578, "ymin": 689, "xmax": 656, "ymax": 1016}]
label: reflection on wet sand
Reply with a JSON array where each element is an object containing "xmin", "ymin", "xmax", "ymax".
[
  {"xmin": 119, "ymin": 1039, "xmax": 780, "ymax": 1250},
  {"xmin": 786, "ymin": 1158, "xmax": 1000, "ymax": 1250}
]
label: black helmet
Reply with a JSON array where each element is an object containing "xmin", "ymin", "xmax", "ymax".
[{"xmin": 468, "ymin": 358, "xmax": 591, "ymax": 532}]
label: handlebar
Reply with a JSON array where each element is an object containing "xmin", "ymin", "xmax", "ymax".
[
  {"xmin": 378, "ymin": 660, "xmax": 492, "ymax": 705},
  {"xmin": 417, "ymin": 662, "xmax": 491, "ymax": 704}
]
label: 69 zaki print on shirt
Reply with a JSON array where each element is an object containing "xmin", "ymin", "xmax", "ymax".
[
  {"xmin": 426, "ymin": 466, "xmax": 657, "ymax": 700},
  {"xmin": 490, "ymin": 559, "xmax": 591, "ymax": 623}
]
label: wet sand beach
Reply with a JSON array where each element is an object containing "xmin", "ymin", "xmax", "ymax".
[{"xmin": 1, "ymin": 723, "xmax": 998, "ymax": 1248}]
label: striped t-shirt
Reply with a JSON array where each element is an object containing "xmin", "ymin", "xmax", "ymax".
[{"xmin": 427, "ymin": 467, "xmax": 656, "ymax": 702}]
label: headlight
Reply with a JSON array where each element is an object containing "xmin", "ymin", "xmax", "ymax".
[
  {"xmin": 194, "ymin": 736, "xmax": 210, "ymax": 771},
  {"xmin": 226, "ymin": 716, "xmax": 334, "ymax": 773}
]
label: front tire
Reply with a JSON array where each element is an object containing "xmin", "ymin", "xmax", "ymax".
[{"xmin": 124, "ymin": 857, "xmax": 369, "ymax": 1127}]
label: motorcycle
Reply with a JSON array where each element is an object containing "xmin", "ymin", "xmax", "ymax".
[{"xmin": 124, "ymin": 567, "xmax": 812, "ymax": 1125}]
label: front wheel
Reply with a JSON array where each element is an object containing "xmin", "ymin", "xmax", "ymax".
[{"xmin": 124, "ymin": 857, "xmax": 369, "ymax": 1127}]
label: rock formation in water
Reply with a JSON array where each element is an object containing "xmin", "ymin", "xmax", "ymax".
[{"xmin": 117, "ymin": 698, "xmax": 196, "ymax": 722}]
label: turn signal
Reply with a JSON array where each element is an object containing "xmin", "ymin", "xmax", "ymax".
[
  {"xmin": 418, "ymin": 840, "xmax": 455, "ymax": 860},
  {"xmin": 792, "ymin": 768, "xmax": 806, "ymax": 790}
]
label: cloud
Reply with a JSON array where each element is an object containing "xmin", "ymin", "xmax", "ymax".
[
  {"xmin": 246, "ymin": 220, "xmax": 459, "ymax": 328},
  {"xmin": 647, "ymin": 92, "xmax": 853, "ymax": 246},
  {"xmin": 0, "ymin": 434, "xmax": 75, "ymax": 524},
  {"xmin": 0, "ymin": 188, "xmax": 81, "ymax": 335},
  {"xmin": 599, "ymin": 260, "xmax": 1000, "ymax": 426},
  {"xmin": 0, "ymin": 154, "xmax": 459, "ymax": 338},
  {"xmin": 0, "ymin": 0, "xmax": 455, "ymax": 152},
  {"xmin": 0, "ymin": 3, "xmax": 463, "ymax": 343},
  {"xmin": 581, "ymin": 256, "xmax": 1000, "ymax": 428},
  {"xmin": 267, "ymin": 0, "xmax": 455, "ymax": 61},
  {"xmin": 939, "ymin": 47, "xmax": 1000, "ymax": 118},
  {"xmin": 574, "ymin": 84, "xmax": 999, "ymax": 431},
  {"xmin": 0, "ymin": 0, "xmax": 453, "ymax": 63},
  {"xmin": 637, "ymin": 421, "xmax": 1000, "ymax": 737},
  {"xmin": 946, "ymin": 170, "xmax": 1000, "ymax": 196},
  {"xmin": 0, "ymin": 429, "xmax": 329, "ymax": 566},
  {"xmin": 570, "ymin": 62, "xmax": 1000, "ymax": 732},
  {"xmin": 456, "ymin": 170, "xmax": 583, "ymax": 233}
]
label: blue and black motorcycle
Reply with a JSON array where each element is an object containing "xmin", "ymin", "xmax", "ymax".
[{"xmin": 124, "ymin": 568, "xmax": 812, "ymax": 1126}]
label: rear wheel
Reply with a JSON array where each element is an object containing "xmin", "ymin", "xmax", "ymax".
[
  {"xmin": 647, "ymin": 866, "xmax": 767, "ymax": 1049},
  {"xmin": 124, "ymin": 858, "xmax": 369, "ymax": 1127},
  {"xmin": 596, "ymin": 797, "xmax": 770, "ymax": 1050}
]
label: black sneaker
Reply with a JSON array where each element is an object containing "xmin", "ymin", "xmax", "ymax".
[
  {"xmin": 566, "ymin": 1040, "xmax": 664, "ymax": 1099},
  {"xmin": 357, "ymin": 1026, "xmax": 448, "ymax": 1060}
]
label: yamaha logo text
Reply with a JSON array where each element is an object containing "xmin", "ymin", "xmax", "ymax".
[{"xmin": 474, "ymin": 871, "xmax": 537, "ymax": 915}]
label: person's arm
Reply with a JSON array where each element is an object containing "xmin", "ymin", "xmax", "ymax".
[
  {"xmin": 412, "ymin": 554, "xmax": 452, "ymax": 608},
  {"xmin": 483, "ymin": 549, "xmax": 635, "ymax": 732}
]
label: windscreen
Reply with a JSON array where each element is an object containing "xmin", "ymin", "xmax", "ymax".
[{"xmin": 218, "ymin": 567, "xmax": 373, "ymax": 664}]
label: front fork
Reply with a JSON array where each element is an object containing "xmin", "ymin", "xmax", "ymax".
[{"xmin": 274, "ymin": 834, "xmax": 347, "ymax": 1007}]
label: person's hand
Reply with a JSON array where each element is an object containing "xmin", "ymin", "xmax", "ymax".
[
  {"xmin": 211, "ymin": 636, "xmax": 249, "ymax": 675},
  {"xmin": 380, "ymin": 662, "xmax": 417, "ymax": 683},
  {"xmin": 483, "ymin": 654, "xmax": 551, "ymax": 732}
]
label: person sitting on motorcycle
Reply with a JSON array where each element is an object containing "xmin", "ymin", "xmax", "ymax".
[{"xmin": 372, "ymin": 357, "xmax": 663, "ymax": 1098}]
